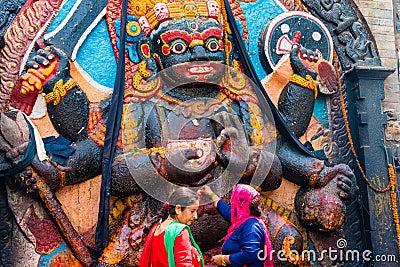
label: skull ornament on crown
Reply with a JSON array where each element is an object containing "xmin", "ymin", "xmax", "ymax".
[
  {"xmin": 154, "ymin": 3, "xmax": 170, "ymax": 22},
  {"xmin": 139, "ymin": 16, "xmax": 152, "ymax": 36},
  {"xmin": 132, "ymin": 0, "xmax": 223, "ymax": 37},
  {"xmin": 207, "ymin": 0, "xmax": 219, "ymax": 18}
]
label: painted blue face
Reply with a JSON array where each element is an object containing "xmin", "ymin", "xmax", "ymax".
[
  {"xmin": 152, "ymin": 18, "xmax": 225, "ymax": 68},
  {"xmin": 150, "ymin": 18, "xmax": 227, "ymax": 86}
]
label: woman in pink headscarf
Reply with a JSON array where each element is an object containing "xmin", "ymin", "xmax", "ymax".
[{"xmin": 198, "ymin": 184, "xmax": 273, "ymax": 267}]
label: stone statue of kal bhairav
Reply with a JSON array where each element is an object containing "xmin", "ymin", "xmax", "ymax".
[{"xmin": 0, "ymin": 0, "xmax": 354, "ymax": 265}]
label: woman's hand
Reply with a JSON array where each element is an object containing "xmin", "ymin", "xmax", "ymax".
[
  {"xmin": 211, "ymin": 254, "xmax": 230, "ymax": 266},
  {"xmin": 198, "ymin": 185, "xmax": 220, "ymax": 207},
  {"xmin": 197, "ymin": 185, "xmax": 213, "ymax": 197}
]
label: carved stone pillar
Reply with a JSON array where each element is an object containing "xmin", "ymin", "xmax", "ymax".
[{"xmin": 345, "ymin": 65, "xmax": 398, "ymax": 265}]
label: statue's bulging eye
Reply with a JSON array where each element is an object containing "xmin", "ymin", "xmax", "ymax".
[
  {"xmin": 170, "ymin": 40, "xmax": 187, "ymax": 54},
  {"xmin": 206, "ymin": 39, "xmax": 219, "ymax": 52}
]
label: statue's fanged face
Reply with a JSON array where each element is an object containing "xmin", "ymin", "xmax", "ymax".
[{"xmin": 151, "ymin": 18, "xmax": 226, "ymax": 86}]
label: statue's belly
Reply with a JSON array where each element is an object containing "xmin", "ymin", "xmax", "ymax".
[{"xmin": 162, "ymin": 116, "xmax": 219, "ymax": 185}]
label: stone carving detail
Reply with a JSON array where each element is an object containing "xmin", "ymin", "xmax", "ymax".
[
  {"xmin": 329, "ymin": 72, "xmax": 366, "ymax": 263},
  {"xmin": 0, "ymin": 0, "xmax": 28, "ymax": 36},
  {"xmin": 300, "ymin": 0, "xmax": 379, "ymax": 71},
  {"xmin": 0, "ymin": 0, "xmax": 61, "ymax": 110},
  {"xmin": 330, "ymin": 85, "xmax": 353, "ymax": 165},
  {"xmin": 0, "ymin": 180, "xmax": 13, "ymax": 264}
]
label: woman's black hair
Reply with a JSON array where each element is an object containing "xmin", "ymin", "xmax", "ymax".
[
  {"xmin": 144, "ymin": 187, "xmax": 199, "ymax": 233},
  {"xmin": 249, "ymin": 196, "xmax": 261, "ymax": 217},
  {"xmin": 161, "ymin": 187, "xmax": 199, "ymax": 220}
]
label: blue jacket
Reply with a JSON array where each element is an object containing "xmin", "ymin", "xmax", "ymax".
[{"xmin": 217, "ymin": 200, "xmax": 266, "ymax": 267}]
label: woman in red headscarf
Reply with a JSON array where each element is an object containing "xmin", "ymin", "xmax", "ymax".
[{"xmin": 198, "ymin": 184, "xmax": 273, "ymax": 267}]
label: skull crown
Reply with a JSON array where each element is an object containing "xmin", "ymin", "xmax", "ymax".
[{"xmin": 131, "ymin": 0, "xmax": 223, "ymax": 36}]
